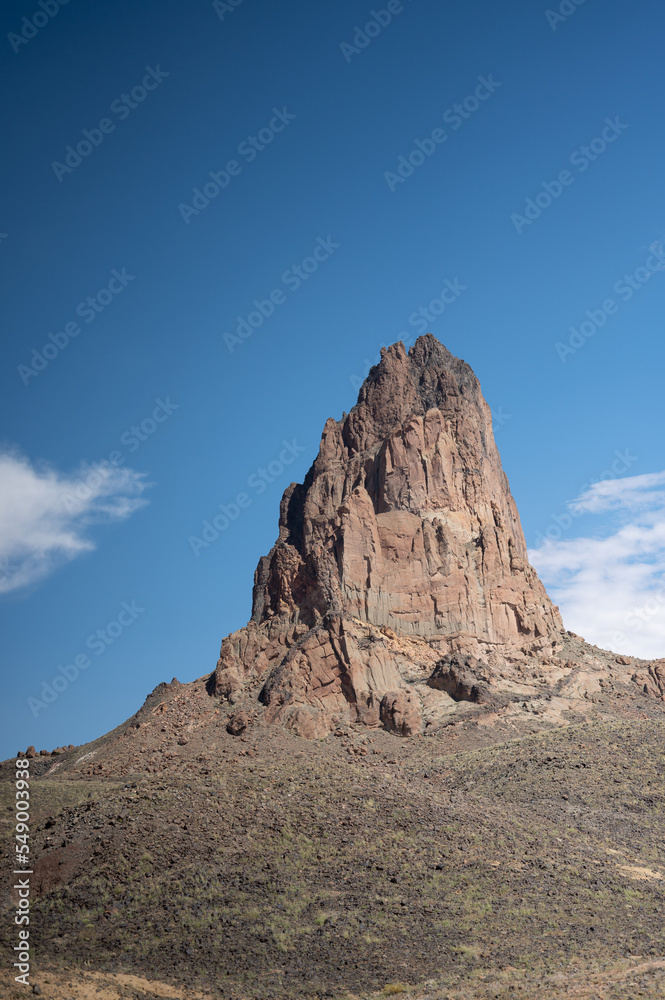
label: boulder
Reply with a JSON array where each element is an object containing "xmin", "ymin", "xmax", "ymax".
[{"xmin": 427, "ymin": 653, "xmax": 493, "ymax": 704}]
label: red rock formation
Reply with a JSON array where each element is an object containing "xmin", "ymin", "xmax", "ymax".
[
  {"xmin": 253, "ymin": 336, "xmax": 560, "ymax": 644},
  {"xmin": 211, "ymin": 335, "xmax": 565, "ymax": 736}
]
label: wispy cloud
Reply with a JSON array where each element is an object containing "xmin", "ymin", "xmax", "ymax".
[
  {"xmin": 530, "ymin": 471, "xmax": 665, "ymax": 659},
  {"xmin": 0, "ymin": 450, "xmax": 149, "ymax": 594},
  {"xmin": 569, "ymin": 470, "xmax": 665, "ymax": 515}
]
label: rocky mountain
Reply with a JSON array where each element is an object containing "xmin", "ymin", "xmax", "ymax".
[{"xmin": 210, "ymin": 335, "xmax": 662, "ymax": 739}]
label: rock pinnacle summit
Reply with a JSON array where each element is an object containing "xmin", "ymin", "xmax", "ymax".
[{"xmin": 210, "ymin": 335, "xmax": 571, "ymax": 737}]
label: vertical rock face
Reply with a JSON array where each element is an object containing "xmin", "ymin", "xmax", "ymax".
[
  {"xmin": 212, "ymin": 335, "xmax": 564, "ymax": 737},
  {"xmin": 252, "ymin": 335, "xmax": 561, "ymax": 645}
]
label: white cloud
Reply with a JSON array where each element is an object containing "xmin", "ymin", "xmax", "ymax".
[
  {"xmin": 0, "ymin": 450, "xmax": 149, "ymax": 594},
  {"xmin": 530, "ymin": 471, "xmax": 665, "ymax": 660},
  {"xmin": 569, "ymin": 470, "xmax": 665, "ymax": 515}
]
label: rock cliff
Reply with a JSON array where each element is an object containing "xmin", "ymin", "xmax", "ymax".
[{"xmin": 210, "ymin": 336, "xmax": 572, "ymax": 736}]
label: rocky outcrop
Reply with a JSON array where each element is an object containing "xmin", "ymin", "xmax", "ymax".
[
  {"xmin": 632, "ymin": 662, "xmax": 665, "ymax": 700},
  {"xmin": 251, "ymin": 336, "xmax": 561, "ymax": 646},
  {"xmin": 427, "ymin": 653, "xmax": 494, "ymax": 704},
  {"xmin": 379, "ymin": 689, "xmax": 423, "ymax": 737},
  {"xmin": 209, "ymin": 336, "xmax": 572, "ymax": 737}
]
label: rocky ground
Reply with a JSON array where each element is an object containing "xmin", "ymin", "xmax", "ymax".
[
  {"xmin": 1, "ymin": 958, "xmax": 664, "ymax": 999},
  {"xmin": 2, "ymin": 669, "xmax": 665, "ymax": 999}
]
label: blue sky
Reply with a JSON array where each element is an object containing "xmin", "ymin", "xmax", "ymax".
[{"xmin": 1, "ymin": 0, "xmax": 664, "ymax": 758}]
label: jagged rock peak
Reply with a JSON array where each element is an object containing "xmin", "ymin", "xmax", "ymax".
[
  {"xmin": 210, "ymin": 335, "xmax": 569, "ymax": 739},
  {"xmin": 251, "ymin": 334, "xmax": 561, "ymax": 646},
  {"xmin": 341, "ymin": 334, "xmax": 480, "ymax": 453}
]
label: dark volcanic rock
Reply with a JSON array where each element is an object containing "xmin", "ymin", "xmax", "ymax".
[{"xmin": 427, "ymin": 653, "xmax": 494, "ymax": 704}]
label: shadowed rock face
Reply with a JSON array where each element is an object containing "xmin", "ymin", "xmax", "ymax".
[
  {"xmin": 426, "ymin": 652, "xmax": 507, "ymax": 708},
  {"xmin": 210, "ymin": 335, "xmax": 576, "ymax": 738},
  {"xmin": 252, "ymin": 335, "xmax": 562, "ymax": 645}
]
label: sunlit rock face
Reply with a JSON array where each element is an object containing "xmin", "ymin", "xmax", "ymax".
[
  {"xmin": 252, "ymin": 335, "xmax": 561, "ymax": 645},
  {"xmin": 212, "ymin": 335, "xmax": 564, "ymax": 737}
]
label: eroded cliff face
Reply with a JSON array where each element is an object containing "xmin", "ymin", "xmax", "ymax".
[
  {"xmin": 252, "ymin": 335, "xmax": 561, "ymax": 645},
  {"xmin": 211, "ymin": 335, "xmax": 567, "ymax": 737}
]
